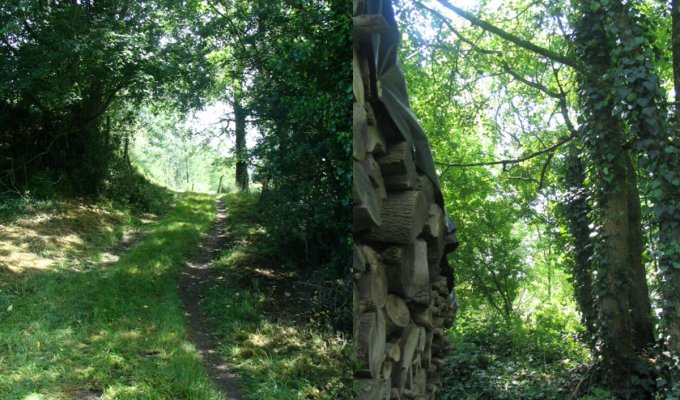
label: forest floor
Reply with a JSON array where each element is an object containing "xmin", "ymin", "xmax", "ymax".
[{"xmin": 0, "ymin": 192, "xmax": 351, "ymax": 399}]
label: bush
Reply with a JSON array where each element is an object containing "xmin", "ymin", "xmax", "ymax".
[{"xmin": 101, "ymin": 159, "xmax": 174, "ymax": 214}]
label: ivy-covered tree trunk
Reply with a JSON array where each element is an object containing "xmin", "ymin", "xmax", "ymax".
[
  {"xmin": 606, "ymin": 0, "xmax": 680, "ymax": 359},
  {"xmin": 563, "ymin": 146, "xmax": 597, "ymax": 340},
  {"xmin": 572, "ymin": 3, "xmax": 654, "ymax": 390}
]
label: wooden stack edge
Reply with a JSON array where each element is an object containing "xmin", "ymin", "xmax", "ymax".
[{"xmin": 353, "ymin": 2, "xmax": 455, "ymax": 399}]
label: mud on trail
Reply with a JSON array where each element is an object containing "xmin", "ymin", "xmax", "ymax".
[{"xmin": 179, "ymin": 200, "xmax": 243, "ymax": 400}]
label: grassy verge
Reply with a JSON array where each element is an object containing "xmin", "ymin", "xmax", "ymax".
[
  {"xmin": 0, "ymin": 193, "xmax": 222, "ymax": 399},
  {"xmin": 205, "ymin": 192, "xmax": 352, "ymax": 400},
  {"xmin": 0, "ymin": 196, "xmax": 164, "ymax": 274}
]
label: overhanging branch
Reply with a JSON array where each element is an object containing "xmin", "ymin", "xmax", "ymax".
[{"xmin": 435, "ymin": 134, "xmax": 574, "ymax": 169}]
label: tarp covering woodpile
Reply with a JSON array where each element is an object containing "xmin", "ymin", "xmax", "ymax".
[{"xmin": 353, "ymin": 0, "xmax": 459, "ymax": 398}]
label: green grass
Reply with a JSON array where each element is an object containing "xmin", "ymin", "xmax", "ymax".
[
  {"xmin": 204, "ymin": 193, "xmax": 352, "ymax": 400},
  {"xmin": 0, "ymin": 193, "xmax": 222, "ymax": 399}
]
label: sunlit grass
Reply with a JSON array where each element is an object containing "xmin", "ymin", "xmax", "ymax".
[
  {"xmin": 0, "ymin": 193, "xmax": 222, "ymax": 399},
  {"xmin": 205, "ymin": 193, "xmax": 352, "ymax": 400},
  {"xmin": 0, "ymin": 200, "xmax": 154, "ymax": 274}
]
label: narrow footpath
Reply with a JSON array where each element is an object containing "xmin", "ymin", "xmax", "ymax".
[{"xmin": 179, "ymin": 200, "xmax": 242, "ymax": 400}]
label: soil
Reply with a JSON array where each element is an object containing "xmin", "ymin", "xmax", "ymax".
[{"xmin": 178, "ymin": 200, "xmax": 243, "ymax": 400}]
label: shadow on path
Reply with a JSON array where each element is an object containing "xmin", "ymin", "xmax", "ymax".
[{"xmin": 179, "ymin": 199, "xmax": 242, "ymax": 400}]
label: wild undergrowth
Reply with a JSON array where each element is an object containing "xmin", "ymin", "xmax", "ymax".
[
  {"xmin": 205, "ymin": 192, "xmax": 353, "ymax": 400},
  {"xmin": 440, "ymin": 304, "xmax": 611, "ymax": 400},
  {"xmin": 0, "ymin": 193, "xmax": 221, "ymax": 399}
]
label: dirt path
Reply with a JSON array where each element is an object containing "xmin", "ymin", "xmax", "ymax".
[{"xmin": 178, "ymin": 200, "xmax": 243, "ymax": 400}]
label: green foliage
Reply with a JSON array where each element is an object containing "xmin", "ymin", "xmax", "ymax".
[
  {"xmin": 0, "ymin": 0, "xmax": 211, "ymax": 196},
  {"xmin": 442, "ymin": 305, "xmax": 592, "ymax": 400},
  {"xmin": 240, "ymin": 1, "xmax": 351, "ymax": 282},
  {"xmin": 101, "ymin": 158, "xmax": 175, "ymax": 214}
]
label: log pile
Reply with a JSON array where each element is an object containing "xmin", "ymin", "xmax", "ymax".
[{"xmin": 353, "ymin": 2, "xmax": 456, "ymax": 398}]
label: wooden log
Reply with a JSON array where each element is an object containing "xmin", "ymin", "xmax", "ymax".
[
  {"xmin": 382, "ymin": 361, "xmax": 393, "ymax": 380},
  {"xmin": 385, "ymin": 341, "xmax": 401, "ymax": 363},
  {"xmin": 354, "ymin": 244, "xmax": 367, "ymax": 272},
  {"xmin": 353, "ymin": 0, "xmax": 365, "ymax": 16},
  {"xmin": 377, "ymin": 142, "xmax": 418, "ymax": 190},
  {"xmin": 415, "ymin": 175, "xmax": 435, "ymax": 205},
  {"xmin": 354, "ymin": 102, "xmax": 368, "ymax": 160},
  {"xmin": 364, "ymin": 192, "xmax": 429, "ymax": 244},
  {"xmin": 365, "ymin": 102, "xmax": 377, "ymax": 125},
  {"xmin": 382, "ymin": 240, "xmax": 430, "ymax": 305},
  {"xmin": 371, "ymin": 308, "xmax": 387, "ymax": 378},
  {"xmin": 354, "ymin": 160, "xmax": 382, "ymax": 232},
  {"xmin": 385, "ymin": 294, "xmax": 410, "ymax": 328},
  {"xmin": 420, "ymin": 204, "xmax": 445, "ymax": 262},
  {"xmin": 366, "ymin": 124, "xmax": 388, "ymax": 154},
  {"xmin": 362, "ymin": 154, "xmax": 387, "ymax": 203},
  {"xmin": 417, "ymin": 327, "xmax": 426, "ymax": 353},
  {"xmin": 412, "ymin": 307, "xmax": 432, "ymax": 329},
  {"xmin": 356, "ymin": 261, "xmax": 388, "ymax": 311},
  {"xmin": 357, "ymin": 378, "xmax": 389, "ymax": 400},
  {"xmin": 413, "ymin": 368, "xmax": 427, "ymax": 394},
  {"xmin": 353, "ymin": 50, "xmax": 365, "ymax": 105},
  {"xmin": 353, "ymin": 14, "xmax": 389, "ymax": 43},
  {"xmin": 399, "ymin": 322, "xmax": 420, "ymax": 371},
  {"xmin": 357, "ymin": 311, "xmax": 376, "ymax": 358}
]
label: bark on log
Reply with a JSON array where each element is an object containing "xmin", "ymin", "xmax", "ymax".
[{"xmin": 377, "ymin": 142, "xmax": 418, "ymax": 190}]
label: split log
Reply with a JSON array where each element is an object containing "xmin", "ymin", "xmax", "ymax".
[
  {"xmin": 354, "ymin": 244, "xmax": 367, "ymax": 272},
  {"xmin": 356, "ymin": 261, "xmax": 388, "ymax": 312},
  {"xmin": 420, "ymin": 204, "xmax": 445, "ymax": 262},
  {"xmin": 353, "ymin": 50, "xmax": 365, "ymax": 105},
  {"xmin": 354, "ymin": 160, "xmax": 382, "ymax": 232},
  {"xmin": 415, "ymin": 175, "xmax": 435, "ymax": 205},
  {"xmin": 364, "ymin": 192, "xmax": 429, "ymax": 244},
  {"xmin": 362, "ymin": 154, "xmax": 387, "ymax": 203},
  {"xmin": 382, "ymin": 240, "xmax": 430, "ymax": 304},
  {"xmin": 354, "ymin": 102, "xmax": 368, "ymax": 160},
  {"xmin": 412, "ymin": 307, "xmax": 432, "ymax": 329},
  {"xmin": 385, "ymin": 341, "xmax": 401, "ymax": 363},
  {"xmin": 377, "ymin": 142, "xmax": 418, "ymax": 190},
  {"xmin": 367, "ymin": 124, "xmax": 388, "ymax": 155},
  {"xmin": 398, "ymin": 322, "xmax": 420, "ymax": 372},
  {"xmin": 382, "ymin": 361, "xmax": 393, "ymax": 380},
  {"xmin": 385, "ymin": 294, "xmax": 410, "ymax": 328}
]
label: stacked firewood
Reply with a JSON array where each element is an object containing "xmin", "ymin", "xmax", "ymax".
[{"xmin": 353, "ymin": 2, "xmax": 455, "ymax": 399}]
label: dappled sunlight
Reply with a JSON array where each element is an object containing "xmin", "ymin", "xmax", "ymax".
[
  {"xmin": 0, "ymin": 194, "xmax": 222, "ymax": 399},
  {"xmin": 0, "ymin": 201, "xmax": 141, "ymax": 274}
]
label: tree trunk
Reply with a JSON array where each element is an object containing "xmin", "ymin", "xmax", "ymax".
[
  {"xmin": 234, "ymin": 78, "xmax": 248, "ymax": 192},
  {"xmin": 573, "ymin": 4, "xmax": 654, "ymax": 389}
]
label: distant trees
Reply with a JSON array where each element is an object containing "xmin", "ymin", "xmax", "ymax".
[{"xmin": 203, "ymin": 0, "xmax": 351, "ymax": 279}]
